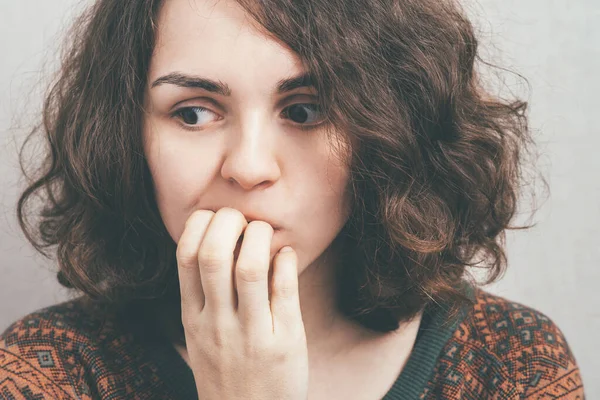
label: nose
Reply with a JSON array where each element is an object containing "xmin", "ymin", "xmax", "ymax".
[{"xmin": 220, "ymin": 121, "xmax": 281, "ymax": 190}]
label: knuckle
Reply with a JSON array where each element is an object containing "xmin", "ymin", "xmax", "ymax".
[
  {"xmin": 210, "ymin": 328, "xmax": 229, "ymax": 348},
  {"xmin": 198, "ymin": 246, "xmax": 227, "ymax": 271},
  {"xmin": 176, "ymin": 247, "xmax": 198, "ymax": 267},
  {"xmin": 181, "ymin": 311, "xmax": 203, "ymax": 335},
  {"xmin": 236, "ymin": 264, "xmax": 265, "ymax": 283},
  {"xmin": 271, "ymin": 342, "xmax": 292, "ymax": 362},
  {"xmin": 275, "ymin": 282, "xmax": 297, "ymax": 299},
  {"xmin": 209, "ymin": 316, "xmax": 236, "ymax": 348},
  {"xmin": 243, "ymin": 336, "xmax": 270, "ymax": 357}
]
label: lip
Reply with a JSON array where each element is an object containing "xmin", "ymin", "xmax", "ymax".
[{"xmin": 207, "ymin": 207, "xmax": 281, "ymax": 230}]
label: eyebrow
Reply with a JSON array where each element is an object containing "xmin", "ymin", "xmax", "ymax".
[{"xmin": 150, "ymin": 72, "xmax": 315, "ymax": 95}]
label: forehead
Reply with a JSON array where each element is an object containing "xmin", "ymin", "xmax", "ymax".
[{"xmin": 149, "ymin": 0, "xmax": 303, "ymax": 91}]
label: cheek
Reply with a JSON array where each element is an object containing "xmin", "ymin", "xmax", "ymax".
[
  {"xmin": 320, "ymin": 154, "xmax": 352, "ymax": 218},
  {"xmin": 150, "ymin": 171, "xmax": 191, "ymax": 242},
  {"xmin": 145, "ymin": 146, "xmax": 209, "ymax": 243},
  {"xmin": 294, "ymin": 164, "xmax": 352, "ymax": 258}
]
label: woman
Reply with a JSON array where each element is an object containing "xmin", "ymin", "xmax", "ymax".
[{"xmin": 0, "ymin": 0, "xmax": 585, "ymax": 398}]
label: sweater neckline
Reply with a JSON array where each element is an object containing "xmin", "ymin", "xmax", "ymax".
[
  {"xmin": 145, "ymin": 283, "xmax": 474, "ymax": 400},
  {"xmin": 381, "ymin": 283, "xmax": 474, "ymax": 399}
]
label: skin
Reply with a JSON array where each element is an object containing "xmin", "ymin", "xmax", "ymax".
[{"xmin": 142, "ymin": 0, "xmax": 422, "ymax": 397}]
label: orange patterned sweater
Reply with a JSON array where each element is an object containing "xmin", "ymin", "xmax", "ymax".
[{"xmin": 0, "ymin": 287, "xmax": 585, "ymax": 399}]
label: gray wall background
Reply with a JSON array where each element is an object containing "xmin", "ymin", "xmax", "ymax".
[{"xmin": 1, "ymin": 0, "xmax": 598, "ymax": 397}]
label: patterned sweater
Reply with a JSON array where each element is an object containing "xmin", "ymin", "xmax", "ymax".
[{"xmin": 0, "ymin": 286, "xmax": 585, "ymax": 399}]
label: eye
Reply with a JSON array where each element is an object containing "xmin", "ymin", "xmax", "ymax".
[
  {"xmin": 172, "ymin": 106, "xmax": 218, "ymax": 128},
  {"xmin": 281, "ymin": 103, "xmax": 324, "ymax": 126},
  {"xmin": 171, "ymin": 103, "xmax": 324, "ymax": 131}
]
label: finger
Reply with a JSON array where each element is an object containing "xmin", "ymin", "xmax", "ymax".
[
  {"xmin": 197, "ymin": 207, "xmax": 248, "ymax": 314},
  {"xmin": 176, "ymin": 210, "xmax": 214, "ymax": 315},
  {"xmin": 270, "ymin": 247, "xmax": 303, "ymax": 334},
  {"xmin": 235, "ymin": 221, "xmax": 274, "ymax": 330}
]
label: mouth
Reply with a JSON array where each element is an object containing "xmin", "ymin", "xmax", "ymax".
[
  {"xmin": 239, "ymin": 221, "xmax": 282, "ymax": 231},
  {"xmin": 207, "ymin": 207, "xmax": 281, "ymax": 230},
  {"xmin": 243, "ymin": 218, "xmax": 281, "ymax": 231}
]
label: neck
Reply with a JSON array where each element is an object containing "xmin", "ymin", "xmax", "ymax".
[
  {"xmin": 296, "ymin": 236, "xmax": 412, "ymax": 362},
  {"xmin": 296, "ymin": 243, "xmax": 362, "ymax": 355}
]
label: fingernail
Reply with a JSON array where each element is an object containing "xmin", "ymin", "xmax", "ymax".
[{"xmin": 279, "ymin": 246, "xmax": 293, "ymax": 253}]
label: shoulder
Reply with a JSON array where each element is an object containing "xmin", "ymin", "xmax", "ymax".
[
  {"xmin": 0, "ymin": 297, "xmax": 110, "ymax": 354},
  {"xmin": 0, "ymin": 298, "xmax": 119, "ymax": 399},
  {"xmin": 422, "ymin": 287, "xmax": 585, "ymax": 399}
]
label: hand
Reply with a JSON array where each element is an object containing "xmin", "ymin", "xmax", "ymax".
[{"xmin": 176, "ymin": 207, "xmax": 309, "ymax": 400}]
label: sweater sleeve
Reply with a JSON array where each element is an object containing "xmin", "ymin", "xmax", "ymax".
[
  {"xmin": 1, "ymin": 300, "xmax": 194, "ymax": 400},
  {"xmin": 0, "ymin": 315, "xmax": 94, "ymax": 400},
  {"xmin": 520, "ymin": 318, "xmax": 585, "ymax": 399},
  {"xmin": 0, "ymin": 345, "xmax": 82, "ymax": 400},
  {"xmin": 418, "ymin": 289, "xmax": 586, "ymax": 399}
]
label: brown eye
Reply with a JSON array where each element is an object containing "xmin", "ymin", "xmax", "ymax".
[
  {"xmin": 173, "ymin": 106, "xmax": 217, "ymax": 127},
  {"xmin": 282, "ymin": 104, "xmax": 323, "ymax": 125}
]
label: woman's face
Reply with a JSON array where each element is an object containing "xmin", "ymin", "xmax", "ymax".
[{"xmin": 142, "ymin": 0, "xmax": 352, "ymax": 273}]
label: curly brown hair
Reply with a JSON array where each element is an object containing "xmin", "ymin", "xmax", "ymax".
[{"xmin": 16, "ymin": 0, "xmax": 546, "ymax": 345}]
